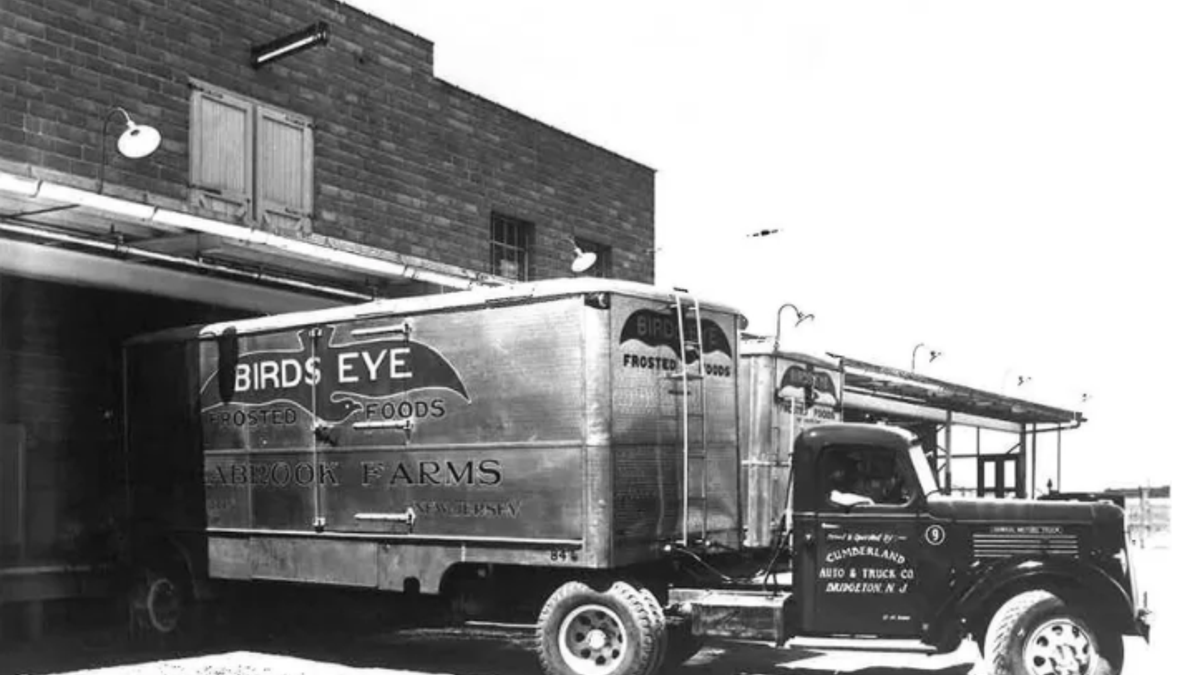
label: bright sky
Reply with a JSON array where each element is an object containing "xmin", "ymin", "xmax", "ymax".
[{"xmin": 345, "ymin": 1, "xmax": 1198, "ymax": 491}]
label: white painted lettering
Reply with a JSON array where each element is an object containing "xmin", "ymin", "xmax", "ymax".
[{"xmin": 339, "ymin": 352, "xmax": 359, "ymax": 383}]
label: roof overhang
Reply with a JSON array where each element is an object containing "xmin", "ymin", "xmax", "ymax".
[
  {"xmin": 0, "ymin": 169, "xmax": 507, "ymax": 302},
  {"xmin": 834, "ymin": 355, "xmax": 1084, "ymax": 430}
]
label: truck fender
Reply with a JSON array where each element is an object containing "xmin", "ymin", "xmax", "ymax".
[{"xmin": 948, "ymin": 557, "xmax": 1135, "ymax": 639}]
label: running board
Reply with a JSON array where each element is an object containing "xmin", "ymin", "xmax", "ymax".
[{"xmin": 786, "ymin": 636, "xmax": 938, "ymax": 654}]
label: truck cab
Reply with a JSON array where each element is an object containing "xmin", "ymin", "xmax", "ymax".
[{"xmin": 680, "ymin": 423, "xmax": 1149, "ymax": 675}]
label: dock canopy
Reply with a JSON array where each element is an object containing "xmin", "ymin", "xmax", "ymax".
[{"xmin": 834, "ymin": 355, "xmax": 1083, "ymax": 434}]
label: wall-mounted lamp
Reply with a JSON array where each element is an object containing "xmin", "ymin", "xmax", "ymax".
[
  {"xmin": 570, "ymin": 241, "xmax": 597, "ymax": 274},
  {"xmin": 910, "ymin": 343, "xmax": 943, "ymax": 372},
  {"xmin": 554, "ymin": 233, "xmax": 597, "ymax": 274},
  {"xmin": 251, "ymin": 22, "xmax": 330, "ymax": 69},
  {"xmin": 99, "ymin": 107, "xmax": 160, "ymax": 195},
  {"xmin": 774, "ymin": 303, "xmax": 814, "ymax": 352}
]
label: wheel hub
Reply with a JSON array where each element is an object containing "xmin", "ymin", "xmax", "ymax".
[
  {"xmin": 586, "ymin": 628, "xmax": 608, "ymax": 650},
  {"xmin": 558, "ymin": 604, "xmax": 628, "ymax": 675},
  {"xmin": 1024, "ymin": 618, "xmax": 1095, "ymax": 675},
  {"xmin": 145, "ymin": 576, "xmax": 182, "ymax": 635}
]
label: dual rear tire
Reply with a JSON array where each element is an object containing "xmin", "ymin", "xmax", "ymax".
[{"xmin": 538, "ymin": 580, "xmax": 698, "ymax": 675}]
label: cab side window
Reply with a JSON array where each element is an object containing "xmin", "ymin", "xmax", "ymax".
[{"xmin": 819, "ymin": 446, "xmax": 913, "ymax": 509}]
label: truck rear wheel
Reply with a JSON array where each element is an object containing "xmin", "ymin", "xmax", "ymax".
[
  {"xmin": 984, "ymin": 589, "xmax": 1123, "ymax": 675},
  {"xmin": 537, "ymin": 580, "xmax": 664, "ymax": 675},
  {"xmin": 639, "ymin": 587, "xmax": 667, "ymax": 674}
]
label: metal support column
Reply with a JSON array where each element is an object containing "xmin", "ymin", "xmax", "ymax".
[
  {"xmin": 1031, "ymin": 423, "xmax": 1038, "ymax": 497},
  {"xmin": 944, "ymin": 411, "xmax": 953, "ymax": 494},
  {"xmin": 975, "ymin": 427, "xmax": 982, "ymax": 497},
  {"xmin": 1056, "ymin": 428, "xmax": 1062, "ymax": 492},
  {"xmin": 1018, "ymin": 425, "xmax": 1027, "ymax": 498}
]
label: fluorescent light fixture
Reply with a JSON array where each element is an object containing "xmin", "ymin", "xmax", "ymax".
[
  {"xmin": 251, "ymin": 22, "xmax": 330, "ymax": 69},
  {"xmin": 37, "ymin": 182, "xmax": 155, "ymax": 219},
  {"xmin": 0, "ymin": 171, "xmax": 39, "ymax": 197}
]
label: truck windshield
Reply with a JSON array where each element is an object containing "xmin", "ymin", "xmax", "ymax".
[{"xmin": 908, "ymin": 445, "xmax": 942, "ymax": 496}]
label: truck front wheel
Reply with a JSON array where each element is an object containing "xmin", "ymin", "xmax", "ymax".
[
  {"xmin": 537, "ymin": 580, "xmax": 664, "ymax": 675},
  {"xmin": 984, "ymin": 589, "xmax": 1123, "ymax": 675}
]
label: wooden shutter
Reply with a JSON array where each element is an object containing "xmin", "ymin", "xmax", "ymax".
[
  {"xmin": 255, "ymin": 105, "xmax": 313, "ymax": 235},
  {"xmin": 190, "ymin": 86, "xmax": 253, "ymax": 220}
]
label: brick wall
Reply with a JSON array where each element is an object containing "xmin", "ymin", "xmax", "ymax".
[{"xmin": 0, "ymin": 0, "xmax": 655, "ymax": 283}]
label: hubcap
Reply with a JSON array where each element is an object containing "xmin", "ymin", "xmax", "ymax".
[
  {"xmin": 145, "ymin": 577, "xmax": 182, "ymax": 634},
  {"xmin": 1024, "ymin": 618, "xmax": 1095, "ymax": 675},
  {"xmin": 558, "ymin": 604, "xmax": 628, "ymax": 675}
]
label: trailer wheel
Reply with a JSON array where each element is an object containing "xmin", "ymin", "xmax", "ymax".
[
  {"xmin": 537, "ymin": 580, "xmax": 663, "ymax": 675},
  {"xmin": 129, "ymin": 564, "xmax": 208, "ymax": 648},
  {"xmin": 983, "ymin": 589, "xmax": 1123, "ymax": 675}
]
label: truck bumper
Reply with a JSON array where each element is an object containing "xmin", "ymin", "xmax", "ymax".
[{"xmin": 1135, "ymin": 608, "xmax": 1152, "ymax": 642}]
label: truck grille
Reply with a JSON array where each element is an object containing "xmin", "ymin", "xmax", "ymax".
[{"xmin": 971, "ymin": 532, "xmax": 1079, "ymax": 559}]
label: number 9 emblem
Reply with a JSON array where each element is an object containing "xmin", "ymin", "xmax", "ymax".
[{"xmin": 924, "ymin": 524, "xmax": 946, "ymax": 546}]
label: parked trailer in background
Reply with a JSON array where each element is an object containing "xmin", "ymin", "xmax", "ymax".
[
  {"xmin": 123, "ymin": 279, "xmax": 1148, "ymax": 675},
  {"xmin": 739, "ymin": 343, "xmax": 843, "ymax": 548}
]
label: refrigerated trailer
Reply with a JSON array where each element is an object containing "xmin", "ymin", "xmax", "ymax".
[{"xmin": 123, "ymin": 279, "xmax": 1148, "ymax": 675}]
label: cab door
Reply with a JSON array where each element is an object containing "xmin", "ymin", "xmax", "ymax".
[{"xmin": 795, "ymin": 443, "xmax": 948, "ymax": 638}]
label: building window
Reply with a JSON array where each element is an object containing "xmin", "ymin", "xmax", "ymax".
[
  {"xmin": 491, "ymin": 213, "xmax": 533, "ymax": 280},
  {"xmin": 189, "ymin": 81, "xmax": 313, "ymax": 234},
  {"xmin": 575, "ymin": 238, "xmax": 613, "ymax": 278}
]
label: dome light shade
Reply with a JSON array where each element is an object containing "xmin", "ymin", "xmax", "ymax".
[
  {"xmin": 571, "ymin": 247, "xmax": 597, "ymax": 274},
  {"xmin": 117, "ymin": 117, "xmax": 161, "ymax": 159}
]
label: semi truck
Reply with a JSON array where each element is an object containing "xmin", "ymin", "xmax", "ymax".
[{"xmin": 121, "ymin": 279, "xmax": 1148, "ymax": 675}]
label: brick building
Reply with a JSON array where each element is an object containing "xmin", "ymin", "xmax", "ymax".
[{"xmin": 0, "ymin": 0, "xmax": 653, "ymax": 633}]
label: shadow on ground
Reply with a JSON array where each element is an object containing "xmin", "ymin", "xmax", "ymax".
[{"xmin": 2, "ymin": 608, "xmax": 978, "ymax": 675}]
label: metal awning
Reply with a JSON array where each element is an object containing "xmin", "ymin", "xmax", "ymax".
[
  {"xmin": 833, "ymin": 355, "xmax": 1084, "ymax": 432},
  {"xmin": 0, "ymin": 169, "xmax": 505, "ymax": 303}
]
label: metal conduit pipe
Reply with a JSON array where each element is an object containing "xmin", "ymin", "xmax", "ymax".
[{"xmin": 0, "ymin": 218, "xmax": 372, "ymax": 302}]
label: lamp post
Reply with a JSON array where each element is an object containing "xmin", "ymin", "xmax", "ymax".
[
  {"xmin": 910, "ymin": 343, "xmax": 943, "ymax": 372},
  {"xmin": 773, "ymin": 303, "xmax": 814, "ymax": 352},
  {"xmin": 1001, "ymin": 368, "xmax": 1032, "ymax": 395}
]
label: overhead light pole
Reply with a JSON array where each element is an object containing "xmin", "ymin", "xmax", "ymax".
[
  {"xmin": 774, "ymin": 303, "xmax": 814, "ymax": 352},
  {"xmin": 910, "ymin": 343, "xmax": 942, "ymax": 372}
]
